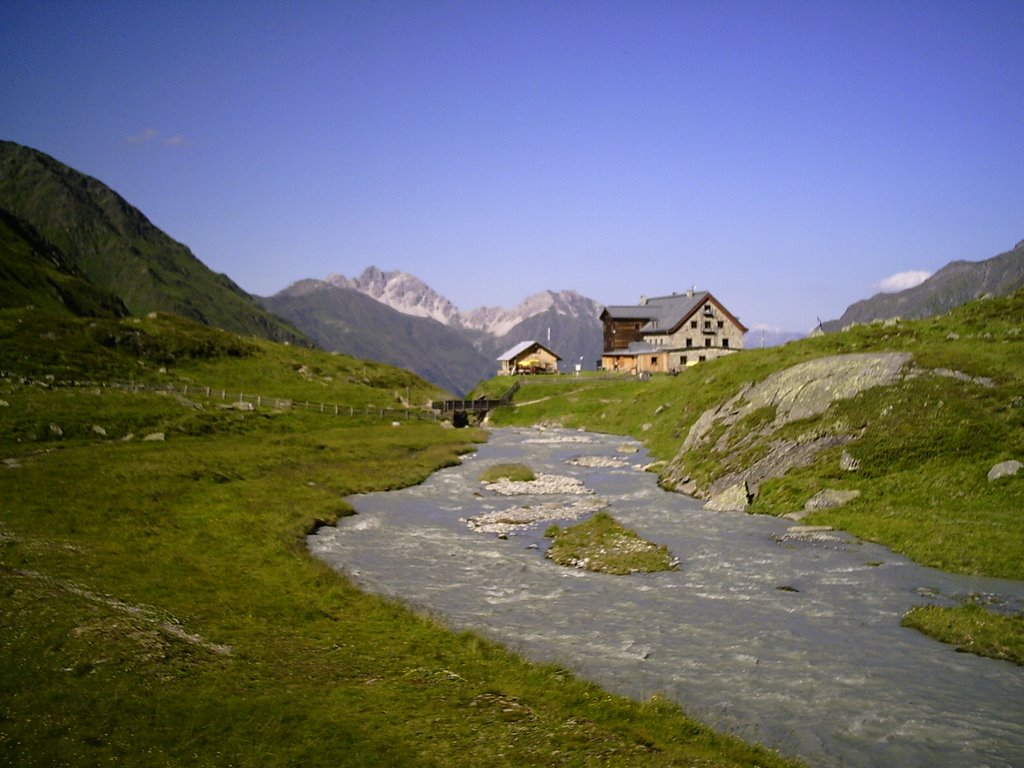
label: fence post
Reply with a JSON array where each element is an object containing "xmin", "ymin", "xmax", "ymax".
[{"xmin": 257, "ymin": 395, "xmax": 261, "ymax": 407}]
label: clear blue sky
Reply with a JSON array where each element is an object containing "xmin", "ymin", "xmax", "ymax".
[{"xmin": 3, "ymin": 0, "xmax": 1022, "ymax": 332}]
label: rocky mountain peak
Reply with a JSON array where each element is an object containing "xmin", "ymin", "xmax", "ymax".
[
  {"xmin": 326, "ymin": 267, "xmax": 462, "ymax": 326},
  {"xmin": 461, "ymin": 289, "xmax": 602, "ymax": 336},
  {"xmin": 322, "ymin": 267, "xmax": 603, "ymax": 338}
]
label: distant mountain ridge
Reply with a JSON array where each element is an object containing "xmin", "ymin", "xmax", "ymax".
[
  {"xmin": 273, "ymin": 268, "xmax": 606, "ymax": 394},
  {"xmin": 329, "ymin": 267, "xmax": 603, "ymax": 338},
  {"xmin": 0, "ymin": 140, "xmax": 307, "ymax": 344},
  {"xmin": 822, "ymin": 240, "xmax": 1024, "ymax": 331},
  {"xmin": 260, "ymin": 279, "xmax": 495, "ymax": 396}
]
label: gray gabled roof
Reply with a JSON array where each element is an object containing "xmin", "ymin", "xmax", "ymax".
[
  {"xmin": 601, "ymin": 291, "xmax": 748, "ymax": 334},
  {"xmin": 602, "ymin": 292, "xmax": 709, "ymax": 332},
  {"xmin": 496, "ymin": 340, "xmax": 561, "ymax": 362}
]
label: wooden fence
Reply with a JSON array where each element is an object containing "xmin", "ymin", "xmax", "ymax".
[{"xmin": 7, "ymin": 375, "xmax": 440, "ymax": 422}]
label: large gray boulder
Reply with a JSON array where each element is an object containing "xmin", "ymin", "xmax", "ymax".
[
  {"xmin": 704, "ymin": 481, "xmax": 753, "ymax": 512},
  {"xmin": 680, "ymin": 352, "xmax": 912, "ymax": 456},
  {"xmin": 664, "ymin": 353, "xmax": 912, "ymax": 499},
  {"xmin": 987, "ymin": 460, "xmax": 1022, "ymax": 482},
  {"xmin": 804, "ymin": 488, "xmax": 861, "ymax": 511}
]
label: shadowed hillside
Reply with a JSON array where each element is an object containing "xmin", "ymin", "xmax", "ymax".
[
  {"xmin": 0, "ymin": 140, "xmax": 307, "ymax": 344},
  {"xmin": 261, "ymin": 279, "xmax": 495, "ymax": 395},
  {"xmin": 0, "ymin": 207, "xmax": 128, "ymax": 317}
]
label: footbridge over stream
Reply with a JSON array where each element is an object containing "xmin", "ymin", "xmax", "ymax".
[{"xmin": 431, "ymin": 381, "xmax": 520, "ymax": 426}]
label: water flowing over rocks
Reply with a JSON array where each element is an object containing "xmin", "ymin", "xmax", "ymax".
[
  {"xmin": 566, "ymin": 455, "xmax": 631, "ymax": 469},
  {"xmin": 772, "ymin": 525, "xmax": 846, "ymax": 544},
  {"xmin": 309, "ymin": 427, "xmax": 1024, "ymax": 768}
]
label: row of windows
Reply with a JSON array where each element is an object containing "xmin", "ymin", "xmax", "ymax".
[
  {"xmin": 648, "ymin": 338, "xmax": 730, "ymax": 364},
  {"xmin": 685, "ymin": 337, "xmax": 729, "ymax": 348},
  {"xmin": 645, "ymin": 336, "xmax": 731, "ymax": 349}
]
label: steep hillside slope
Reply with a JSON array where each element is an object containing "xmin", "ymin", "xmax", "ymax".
[
  {"xmin": 822, "ymin": 240, "xmax": 1024, "ymax": 331},
  {"xmin": 0, "ymin": 140, "xmax": 307, "ymax": 344},
  {"xmin": 0, "ymin": 207, "xmax": 128, "ymax": 317},
  {"xmin": 261, "ymin": 279, "xmax": 494, "ymax": 395}
]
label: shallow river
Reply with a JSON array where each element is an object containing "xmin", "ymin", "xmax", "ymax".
[{"xmin": 308, "ymin": 427, "xmax": 1024, "ymax": 767}]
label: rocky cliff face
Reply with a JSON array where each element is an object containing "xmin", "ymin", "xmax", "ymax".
[
  {"xmin": 326, "ymin": 268, "xmax": 462, "ymax": 327},
  {"xmin": 461, "ymin": 289, "xmax": 602, "ymax": 337},
  {"xmin": 661, "ymin": 352, "xmax": 914, "ymax": 509}
]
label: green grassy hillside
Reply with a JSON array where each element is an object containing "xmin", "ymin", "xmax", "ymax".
[
  {"xmin": 0, "ymin": 307, "xmax": 800, "ymax": 767},
  {"xmin": 0, "ymin": 208, "xmax": 128, "ymax": 317},
  {"xmin": 0, "ymin": 141, "xmax": 307, "ymax": 345}
]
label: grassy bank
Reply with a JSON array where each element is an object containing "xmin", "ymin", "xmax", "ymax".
[
  {"xmin": 0, "ymin": 311, "xmax": 801, "ymax": 767},
  {"xmin": 901, "ymin": 604, "xmax": 1024, "ymax": 666},
  {"xmin": 545, "ymin": 512, "xmax": 679, "ymax": 574}
]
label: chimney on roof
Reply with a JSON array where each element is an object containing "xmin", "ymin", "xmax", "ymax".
[
  {"xmin": 686, "ymin": 287, "xmax": 694, "ymax": 298},
  {"xmin": 639, "ymin": 295, "xmax": 647, "ymax": 306}
]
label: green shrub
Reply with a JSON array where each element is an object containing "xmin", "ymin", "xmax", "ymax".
[{"xmin": 479, "ymin": 463, "xmax": 535, "ymax": 483}]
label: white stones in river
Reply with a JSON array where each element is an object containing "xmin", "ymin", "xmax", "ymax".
[{"xmin": 462, "ymin": 498, "xmax": 607, "ymax": 535}]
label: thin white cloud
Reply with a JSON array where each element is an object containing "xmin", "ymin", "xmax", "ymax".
[
  {"xmin": 875, "ymin": 270, "xmax": 932, "ymax": 293},
  {"xmin": 126, "ymin": 129, "xmax": 187, "ymax": 147},
  {"xmin": 126, "ymin": 128, "xmax": 159, "ymax": 144}
]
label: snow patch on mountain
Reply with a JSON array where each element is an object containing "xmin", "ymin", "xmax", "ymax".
[
  {"xmin": 462, "ymin": 290, "xmax": 598, "ymax": 336},
  {"xmin": 326, "ymin": 268, "xmax": 602, "ymax": 338}
]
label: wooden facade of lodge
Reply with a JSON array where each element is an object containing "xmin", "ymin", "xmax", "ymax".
[{"xmin": 600, "ymin": 289, "xmax": 747, "ymax": 374}]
